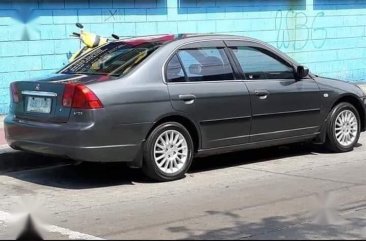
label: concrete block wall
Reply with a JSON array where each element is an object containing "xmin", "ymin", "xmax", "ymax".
[{"xmin": 0, "ymin": 0, "xmax": 366, "ymax": 113}]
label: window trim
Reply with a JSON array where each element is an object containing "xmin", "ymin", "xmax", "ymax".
[
  {"xmin": 224, "ymin": 45, "xmax": 246, "ymax": 80},
  {"xmin": 176, "ymin": 53, "xmax": 189, "ymax": 82}
]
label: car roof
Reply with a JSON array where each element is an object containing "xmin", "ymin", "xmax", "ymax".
[
  {"xmin": 116, "ymin": 33, "xmax": 301, "ymax": 68},
  {"xmin": 118, "ymin": 33, "xmax": 262, "ymax": 45}
]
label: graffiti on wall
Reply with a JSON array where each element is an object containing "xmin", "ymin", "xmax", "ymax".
[
  {"xmin": 275, "ymin": 10, "xmax": 327, "ymax": 50},
  {"xmin": 102, "ymin": 9, "xmax": 124, "ymax": 22}
]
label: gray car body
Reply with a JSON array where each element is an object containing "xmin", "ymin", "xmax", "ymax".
[{"xmin": 4, "ymin": 35, "xmax": 366, "ymax": 167}]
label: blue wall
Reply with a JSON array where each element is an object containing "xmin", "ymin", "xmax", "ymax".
[{"xmin": 1, "ymin": 0, "xmax": 366, "ymax": 113}]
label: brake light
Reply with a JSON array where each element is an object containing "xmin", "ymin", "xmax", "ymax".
[
  {"xmin": 62, "ymin": 83, "xmax": 103, "ymax": 109},
  {"xmin": 10, "ymin": 83, "xmax": 20, "ymax": 103},
  {"xmin": 62, "ymin": 83, "xmax": 75, "ymax": 107}
]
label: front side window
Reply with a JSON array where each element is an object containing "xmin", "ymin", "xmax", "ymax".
[
  {"xmin": 231, "ymin": 46, "xmax": 294, "ymax": 80},
  {"xmin": 167, "ymin": 47, "xmax": 234, "ymax": 82},
  {"xmin": 61, "ymin": 41, "xmax": 161, "ymax": 76}
]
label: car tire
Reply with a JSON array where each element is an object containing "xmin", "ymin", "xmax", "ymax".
[
  {"xmin": 325, "ymin": 102, "xmax": 361, "ymax": 152},
  {"xmin": 142, "ymin": 122, "xmax": 194, "ymax": 181}
]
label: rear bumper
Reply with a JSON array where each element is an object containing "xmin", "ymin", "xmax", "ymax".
[{"xmin": 4, "ymin": 115, "xmax": 144, "ymax": 163}]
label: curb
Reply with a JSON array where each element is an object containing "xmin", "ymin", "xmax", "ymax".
[
  {"xmin": 0, "ymin": 128, "xmax": 6, "ymax": 146},
  {"xmin": 0, "ymin": 116, "xmax": 6, "ymax": 146},
  {"xmin": 0, "ymin": 115, "xmax": 4, "ymax": 129}
]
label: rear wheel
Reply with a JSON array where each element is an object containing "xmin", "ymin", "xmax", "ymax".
[
  {"xmin": 325, "ymin": 102, "xmax": 361, "ymax": 152},
  {"xmin": 143, "ymin": 122, "xmax": 194, "ymax": 181}
]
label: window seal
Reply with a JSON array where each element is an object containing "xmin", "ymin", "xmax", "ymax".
[
  {"xmin": 176, "ymin": 53, "xmax": 189, "ymax": 83},
  {"xmin": 224, "ymin": 46, "xmax": 246, "ymax": 80}
]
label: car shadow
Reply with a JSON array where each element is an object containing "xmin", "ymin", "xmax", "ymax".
[
  {"xmin": 0, "ymin": 150, "xmax": 148, "ymax": 189},
  {"xmin": 3, "ymin": 161, "xmax": 150, "ymax": 190},
  {"xmin": 0, "ymin": 150, "xmax": 71, "ymax": 175},
  {"xmin": 0, "ymin": 142, "xmax": 362, "ymax": 190},
  {"xmin": 189, "ymin": 142, "xmax": 343, "ymax": 174}
]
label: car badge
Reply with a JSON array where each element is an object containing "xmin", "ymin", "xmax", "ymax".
[{"xmin": 35, "ymin": 84, "xmax": 40, "ymax": 91}]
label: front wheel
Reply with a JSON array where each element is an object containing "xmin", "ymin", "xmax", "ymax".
[
  {"xmin": 142, "ymin": 122, "xmax": 194, "ymax": 181},
  {"xmin": 325, "ymin": 102, "xmax": 361, "ymax": 152}
]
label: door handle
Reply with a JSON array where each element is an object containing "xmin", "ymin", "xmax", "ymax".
[
  {"xmin": 178, "ymin": 94, "xmax": 196, "ymax": 104},
  {"xmin": 255, "ymin": 90, "xmax": 270, "ymax": 100}
]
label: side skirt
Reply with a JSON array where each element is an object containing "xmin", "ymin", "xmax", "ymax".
[{"xmin": 196, "ymin": 133, "xmax": 319, "ymax": 157}]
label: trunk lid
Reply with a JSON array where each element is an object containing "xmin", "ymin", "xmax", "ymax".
[{"xmin": 12, "ymin": 73, "xmax": 112, "ymax": 123}]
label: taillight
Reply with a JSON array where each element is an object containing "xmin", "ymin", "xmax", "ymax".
[
  {"xmin": 62, "ymin": 83, "xmax": 75, "ymax": 107},
  {"xmin": 10, "ymin": 82, "xmax": 20, "ymax": 103},
  {"xmin": 62, "ymin": 83, "xmax": 103, "ymax": 109}
]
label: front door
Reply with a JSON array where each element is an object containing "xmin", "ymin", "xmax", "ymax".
[
  {"xmin": 227, "ymin": 42, "xmax": 322, "ymax": 142},
  {"xmin": 166, "ymin": 42, "xmax": 252, "ymax": 149}
]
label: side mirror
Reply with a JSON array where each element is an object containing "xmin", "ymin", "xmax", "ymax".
[{"xmin": 296, "ymin": 66, "xmax": 309, "ymax": 79}]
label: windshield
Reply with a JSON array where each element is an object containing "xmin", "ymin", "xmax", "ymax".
[{"xmin": 60, "ymin": 41, "xmax": 162, "ymax": 76}]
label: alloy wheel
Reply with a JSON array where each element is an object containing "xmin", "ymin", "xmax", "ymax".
[
  {"xmin": 334, "ymin": 109, "xmax": 358, "ymax": 147},
  {"xmin": 153, "ymin": 130, "xmax": 188, "ymax": 174}
]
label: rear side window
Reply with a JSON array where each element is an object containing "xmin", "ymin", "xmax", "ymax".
[
  {"xmin": 231, "ymin": 46, "xmax": 294, "ymax": 80},
  {"xmin": 166, "ymin": 47, "xmax": 234, "ymax": 82},
  {"xmin": 166, "ymin": 55, "xmax": 186, "ymax": 82}
]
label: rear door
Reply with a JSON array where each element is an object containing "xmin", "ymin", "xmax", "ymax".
[
  {"xmin": 167, "ymin": 41, "xmax": 252, "ymax": 149},
  {"xmin": 226, "ymin": 41, "xmax": 322, "ymax": 142}
]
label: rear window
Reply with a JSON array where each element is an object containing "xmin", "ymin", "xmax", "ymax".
[{"xmin": 60, "ymin": 41, "xmax": 161, "ymax": 76}]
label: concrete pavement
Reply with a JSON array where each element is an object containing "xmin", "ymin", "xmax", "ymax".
[{"xmin": 0, "ymin": 136, "xmax": 366, "ymax": 239}]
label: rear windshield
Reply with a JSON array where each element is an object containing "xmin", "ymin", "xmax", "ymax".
[{"xmin": 60, "ymin": 41, "xmax": 161, "ymax": 76}]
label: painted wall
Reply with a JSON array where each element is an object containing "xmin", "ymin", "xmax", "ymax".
[{"xmin": 0, "ymin": 0, "xmax": 366, "ymax": 113}]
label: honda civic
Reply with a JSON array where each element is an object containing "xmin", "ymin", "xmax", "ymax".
[{"xmin": 5, "ymin": 34, "xmax": 366, "ymax": 181}]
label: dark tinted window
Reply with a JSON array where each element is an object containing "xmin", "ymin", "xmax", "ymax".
[
  {"xmin": 177, "ymin": 48, "xmax": 234, "ymax": 82},
  {"xmin": 231, "ymin": 47, "xmax": 294, "ymax": 80},
  {"xmin": 166, "ymin": 55, "xmax": 186, "ymax": 82},
  {"xmin": 61, "ymin": 42, "xmax": 161, "ymax": 76}
]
